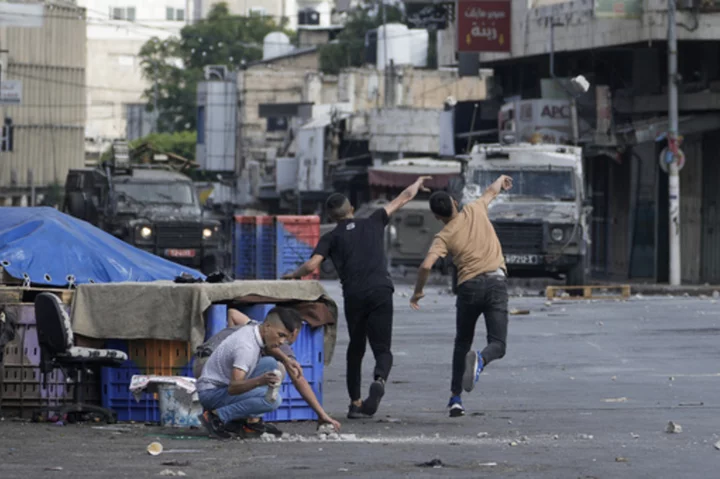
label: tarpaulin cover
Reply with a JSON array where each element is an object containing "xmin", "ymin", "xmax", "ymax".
[{"xmin": 0, "ymin": 207, "xmax": 204, "ymax": 287}]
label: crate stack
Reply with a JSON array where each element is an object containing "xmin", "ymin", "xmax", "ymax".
[
  {"xmin": 234, "ymin": 215, "xmax": 320, "ymax": 280},
  {"xmin": 0, "ymin": 275, "xmax": 96, "ymax": 418}
]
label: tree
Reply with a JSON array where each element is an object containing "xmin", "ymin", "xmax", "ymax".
[
  {"xmin": 130, "ymin": 131, "xmax": 197, "ymax": 161},
  {"xmin": 319, "ymin": 5, "xmax": 403, "ymax": 75},
  {"xmin": 138, "ymin": 3, "xmax": 292, "ymax": 132}
]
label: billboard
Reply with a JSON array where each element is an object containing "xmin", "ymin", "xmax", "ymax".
[
  {"xmin": 594, "ymin": 0, "xmax": 642, "ymax": 19},
  {"xmin": 456, "ymin": 0, "xmax": 512, "ymax": 53},
  {"xmin": 457, "ymin": 0, "xmax": 511, "ymax": 53}
]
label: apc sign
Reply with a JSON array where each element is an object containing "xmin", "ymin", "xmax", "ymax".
[{"xmin": 541, "ymin": 104, "xmax": 571, "ymax": 120}]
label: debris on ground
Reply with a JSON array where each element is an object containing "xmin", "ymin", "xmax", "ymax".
[
  {"xmin": 377, "ymin": 417, "xmax": 401, "ymax": 424},
  {"xmin": 603, "ymin": 397, "xmax": 628, "ymax": 403},
  {"xmin": 509, "ymin": 441, "xmax": 518, "ymax": 446},
  {"xmin": 158, "ymin": 470, "xmax": 186, "ymax": 477},
  {"xmin": 630, "ymin": 433, "xmax": 640, "ymax": 439},
  {"xmin": 338, "ymin": 468, "xmax": 349, "ymax": 472},
  {"xmin": 477, "ymin": 432, "xmax": 489, "ymax": 438},
  {"xmin": 478, "ymin": 462, "xmax": 497, "ymax": 467},
  {"xmin": 553, "ymin": 435, "xmax": 560, "ymax": 440},
  {"xmin": 44, "ymin": 467, "xmax": 63, "ymax": 471},
  {"xmin": 147, "ymin": 442, "xmax": 163, "ymax": 455},
  {"xmin": 317, "ymin": 423, "xmax": 335, "ymax": 434},
  {"xmin": 161, "ymin": 461, "xmax": 190, "ymax": 467},
  {"xmin": 578, "ymin": 434, "xmax": 594, "ymax": 440},
  {"xmin": 510, "ymin": 309, "xmax": 530, "ymax": 315},
  {"xmin": 615, "ymin": 457, "xmax": 629, "ymax": 463},
  {"xmin": 417, "ymin": 458, "xmax": 443, "ymax": 468},
  {"xmin": 714, "ymin": 440, "xmax": 720, "ymax": 451},
  {"xmin": 666, "ymin": 421, "xmax": 683, "ymax": 434}
]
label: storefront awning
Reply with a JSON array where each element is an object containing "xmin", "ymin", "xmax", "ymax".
[{"xmin": 368, "ymin": 159, "xmax": 462, "ymax": 189}]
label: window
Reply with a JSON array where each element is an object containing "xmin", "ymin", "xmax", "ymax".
[
  {"xmin": 109, "ymin": 6, "xmax": 136, "ymax": 22},
  {"xmin": 167, "ymin": 7, "xmax": 185, "ymax": 21},
  {"xmin": 248, "ymin": 6, "xmax": 267, "ymax": 16}
]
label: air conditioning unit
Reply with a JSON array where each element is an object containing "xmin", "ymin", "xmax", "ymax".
[
  {"xmin": 204, "ymin": 65, "xmax": 228, "ymax": 80},
  {"xmin": 298, "ymin": 8, "xmax": 320, "ymax": 25}
]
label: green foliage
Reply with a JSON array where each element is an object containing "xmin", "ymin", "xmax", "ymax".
[
  {"xmin": 130, "ymin": 131, "xmax": 198, "ymax": 161},
  {"xmin": 319, "ymin": 6, "xmax": 403, "ymax": 75},
  {"xmin": 139, "ymin": 2, "xmax": 292, "ymax": 132}
]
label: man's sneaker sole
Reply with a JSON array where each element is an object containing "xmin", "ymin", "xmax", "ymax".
[
  {"xmin": 462, "ymin": 351, "xmax": 479, "ymax": 392},
  {"xmin": 361, "ymin": 380, "xmax": 385, "ymax": 416},
  {"xmin": 449, "ymin": 404, "xmax": 465, "ymax": 418},
  {"xmin": 347, "ymin": 406, "xmax": 372, "ymax": 419}
]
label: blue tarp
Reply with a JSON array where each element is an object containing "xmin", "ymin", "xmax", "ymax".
[{"xmin": 0, "ymin": 207, "xmax": 205, "ymax": 287}]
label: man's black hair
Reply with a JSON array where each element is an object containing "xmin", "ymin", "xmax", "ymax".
[
  {"xmin": 266, "ymin": 306, "xmax": 303, "ymax": 333},
  {"xmin": 325, "ymin": 193, "xmax": 351, "ymax": 220},
  {"xmin": 429, "ymin": 191, "xmax": 454, "ymax": 218}
]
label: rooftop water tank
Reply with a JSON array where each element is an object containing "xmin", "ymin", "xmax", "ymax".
[
  {"xmin": 263, "ymin": 32, "xmax": 294, "ymax": 61},
  {"xmin": 409, "ymin": 29, "xmax": 429, "ymax": 68},
  {"xmin": 376, "ymin": 23, "xmax": 410, "ymax": 70}
]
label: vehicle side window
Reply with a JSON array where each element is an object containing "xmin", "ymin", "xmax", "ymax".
[{"xmin": 405, "ymin": 214, "xmax": 424, "ymax": 227}]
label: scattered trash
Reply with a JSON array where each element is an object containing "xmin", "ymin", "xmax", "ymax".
[
  {"xmin": 666, "ymin": 421, "xmax": 682, "ymax": 434},
  {"xmin": 596, "ymin": 321, "xmax": 604, "ymax": 326},
  {"xmin": 679, "ymin": 402, "xmax": 703, "ymax": 407},
  {"xmin": 147, "ymin": 442, "xmax": 164, "ymax": 456},
  {"xmin": 477, "ymin": 432, "xmax": 489, "ymax": 438},
  {"xmin": 553, "ymin": 435, "xmax": 560, "ymax": 440},
  {"xmin": 162, "ymin": 461, "xmax": 190, "ymax": 467},
  {"xmin": 714, "ymin": 440, "xmax": 720, "ymax": 451},
  {"xmin": 509, "ymin": 441, "xmax": 518, "ymax": 447},
  {"xmin": 630, "ymin": 433, "xmax": 640, "ymax": 439},
  {"xmin": 669, "ymin": 376, "xmax": 675, "ymax": 381},
  {"xmin": 377, "ymin": 417, "xmax": 401, "ymax": 424},
  {"xmin": 417, "ymin": 459, "xmax": 443, "ymax": 468},
  {"xmin": 509, "ymin": 309, "xmax": 530, "ymax": 315},
  {"xmin": 603, "ymin": 397, "xmax": 628, "ymax": 403},
  {"xmin": 44, "ymin": 467, "xmax": 63, "ymax": 471},
  {"xmin": 478, "ymin": 462, "xmax": 497, "ymax": 467},
  {"xmin": 545, "ymin": 301, "xmax": 553, "ymax": 307},
  {"xmin": 158, "ymin": 470, "xmax": 186, "ymax": 477},
  {"xmin": 615, "ymin": 457, "xmax": 629, "ymax": 463},
  {"xmin": 92, "ymin": 426, "xmax": 130, "ymax": 433},
  {"xmin": 338, "ymin": 468, "xmax": 349, "ymax": 472},
  {"xmin": 611, "ymin": 376, "xmax": 617, "ymax": 381},
  {"xmin": 520, "ymin": 436, "xmax": 529, "ymax": 442},
  {"xmin": 578, "ymin": 434, "xmax": 594, "ymax": 440}
]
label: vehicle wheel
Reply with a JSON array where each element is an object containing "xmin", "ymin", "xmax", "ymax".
[{"xmin": 566, "ymin": 257, "xmax": 587, "ymax": 295}]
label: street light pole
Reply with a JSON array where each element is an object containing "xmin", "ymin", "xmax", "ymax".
[{"xmin": 667, "ymin": 0, "xmax": 682, "ymax": 285}]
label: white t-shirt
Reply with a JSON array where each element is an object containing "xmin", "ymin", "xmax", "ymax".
[{"xmin": 196, "ymin": 324, "xmax": 264, "ymax": 391}]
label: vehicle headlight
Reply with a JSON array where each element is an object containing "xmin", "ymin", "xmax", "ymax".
[
  {"xmin": 202, "ymin": 227, "xmax": 213, "ymax": 239},
  {"xmin": 551, "ymin": 227, "xmax": 564, "ymax": 242},
  {"xmin": 139, "ymin": 226, "xmax": 153, "ymax": 239}
]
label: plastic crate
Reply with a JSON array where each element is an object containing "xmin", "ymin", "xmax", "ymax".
[
  {"xmin": 256, "ymin": 216, "xmax": 276, "ymax": 279},
  {"xmin": 100, "ymin": 339, "xmax": 193, "ymax": 423},
  {"xmin": 234, "ymin": 216, "xmax": 257, "ymax": 280},
  {"xmin": 275, "ymin": 216, "xmax": 320, "ymax": 280},
  {"xmin": 1, "ymin": 304, "xmax": 100, "ymax": 417},
  {"xmin": 204, "ymin": 304, "xmax": 227, "ymax": 340}
]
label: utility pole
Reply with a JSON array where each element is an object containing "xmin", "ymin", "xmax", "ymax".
[
  {"xmin": 153, "ymin": 61, "xmax": 160, "ymax": 133},
  {"xmin": 667, "ymin": 0, "xmax": 682, "ymax": 285}
]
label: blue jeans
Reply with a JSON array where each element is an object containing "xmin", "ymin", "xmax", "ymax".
[{"xmin": 197, "ymin": 357, "xmax": 283, "ymax": 424}]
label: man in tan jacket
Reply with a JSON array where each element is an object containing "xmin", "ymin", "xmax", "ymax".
[{"xmin": 410, "ymin": 175, "xmax": 513, "ymax": 417}]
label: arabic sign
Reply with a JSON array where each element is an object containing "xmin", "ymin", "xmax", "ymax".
[
  {"xmin": 0, "ymin": 80, "xmax": 22, "ymax": 105},
  {"xmin": 406, "ymin": 4, "xmax": 449, "ymax": 30},
  {"xmin": 594, "ymin": 0, "xmax": 642, "ymax": 19},
  {"xmin": 457, "ymin": 0, "xmax": 511, "ymax": 53}
]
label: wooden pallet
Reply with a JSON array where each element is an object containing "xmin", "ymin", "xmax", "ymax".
[
  {"xmin": 0, "ymin": 286, "xmax": 74, "ymax": 305},
  {"xmin": 0, "ymin": 267, "xmax": 22, "ymax": 286},
  {"xmin": 546, "ymin": 284, "xmax": 631, "ymax": 301}
]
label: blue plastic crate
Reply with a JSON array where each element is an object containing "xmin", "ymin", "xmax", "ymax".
[
  {"xmin": 255, "ymin": 217, "xmax": 276, "ymax": 279},
  {"xmin": 234, "ymin": 219, "xmax": 256, "ymax": 279},
  {"xmin": 275, "ymin": 216, "xmax": 320, "ymax": 279},
  {"xmin": 101, "ymin": 340, "xmax": 193, "ymax": 423},
  {"xmin": 205, "ymin": 304, "xmax": 227, "ymax": 340},
  {"xmin": 236, "ymin": 303, "xmax": 276, "ymax": 321}
]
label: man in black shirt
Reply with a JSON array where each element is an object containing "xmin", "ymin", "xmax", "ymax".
[{"xmin": 283, "ymin": 176, "xmax": 431, "ymax": 419}]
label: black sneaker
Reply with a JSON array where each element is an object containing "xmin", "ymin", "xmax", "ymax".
[
  {"xmin": 448, "ymin": 396, "xmax": 465, "ymax": 418},
  {"xmin": 245, "ymin": 419, "xmax": 283, "ymax": 437},
  {"xmin": 361, "ymin": 379, "xmax": 385, "ymax": 416},
  {"xmin": 347, "ymin": 404, "xmax": 372, "ymax": 419},
  {"xmin": 198, "ymin": 411, "xmax": 232, "ymax": 439}
]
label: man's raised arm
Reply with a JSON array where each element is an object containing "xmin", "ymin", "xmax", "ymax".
[
  {"xmin": 383, "ymin": 176, "xmax": 433, "ymax": 217},
  {"xmin": 479, "ymin": 175, "xmax": 513, "ymax": 205}
]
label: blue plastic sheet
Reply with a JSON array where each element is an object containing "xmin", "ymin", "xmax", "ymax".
[{"xmin": 0, "ymin": 207, "xmax": 205, "ymax": 286}]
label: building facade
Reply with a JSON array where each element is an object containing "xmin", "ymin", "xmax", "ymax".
[{"xmin": 0, "ymin": 2, "xmax": 87, "ymax": 206}]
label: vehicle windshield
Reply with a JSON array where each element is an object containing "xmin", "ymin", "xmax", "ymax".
[
  {"xmin": 114, "ymin": 182, "xmax": 197, "ymax": 206},
  {"xmin": 473, "ymin": 169, "xmax": 576, "ymax": 200}
]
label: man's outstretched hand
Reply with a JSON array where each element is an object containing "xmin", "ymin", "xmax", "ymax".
[
  {"xmin": 410, "ymin": 291, "xmax": 425, "ymax": 310},
  {"xmin": 499, "ymin": 175, "xmax": 513, "ymax": 191},
  {"xmin": 318, "ymin": 415, "xmax": 341, "ymax": 432},
  {"xmin": 409, "ymin": 176, "xmax": 433, "ymax": 197}
]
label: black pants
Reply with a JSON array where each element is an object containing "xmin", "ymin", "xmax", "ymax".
[
  {"xmin": 451, "ymin": 274, "xmax": 509, "ymax": 396},
  {"xmin": 343, "ymin": 288, "xmax": 394, "ymax": 402}
]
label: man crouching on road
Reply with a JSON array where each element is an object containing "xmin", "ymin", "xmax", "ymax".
[
  {"xmin": 196, "ymin": 307, "xmax": 304, "ymax": 439},
  {"xmin": 195, "ymin": 308, "xmax": 341, "ymax": 438}
]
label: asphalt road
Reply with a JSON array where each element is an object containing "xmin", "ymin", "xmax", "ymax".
[{"xmin": 1, "ymin": 281, "xmax": 719, "ymax": 478}]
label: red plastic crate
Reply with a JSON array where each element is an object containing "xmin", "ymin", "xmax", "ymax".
[{"xmin": 275, "ymin": 216, "xmax": 320, "ymax": 280}]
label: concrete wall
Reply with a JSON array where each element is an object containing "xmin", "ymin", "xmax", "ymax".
[{"xmin": 0, "ymin": 3, "xmax": 87, "ymax": 193}]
